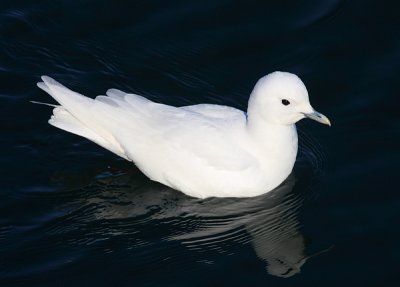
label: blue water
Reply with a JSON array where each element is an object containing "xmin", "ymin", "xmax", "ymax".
[{"xmin": 1, "ymin": 0, "xmax": 399, "ymax": 286}]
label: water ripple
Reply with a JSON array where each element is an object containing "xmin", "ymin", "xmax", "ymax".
[{"xmin": 7, "ymin": 167, "xmax": 326, "ymax": 279}]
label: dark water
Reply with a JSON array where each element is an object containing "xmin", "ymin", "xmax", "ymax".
[{"xmin": 1, "ymin": 0, "xmax": 399, "ymax": 286}]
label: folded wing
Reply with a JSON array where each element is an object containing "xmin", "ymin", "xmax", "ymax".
[{"xmin": 37, "ymin": 76, "xmax": 257, "ymax": 186}]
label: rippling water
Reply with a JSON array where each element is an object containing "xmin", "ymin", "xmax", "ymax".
[{"xmin": 1, "ymin": 0, "xmax": 399, "ymax": 286}]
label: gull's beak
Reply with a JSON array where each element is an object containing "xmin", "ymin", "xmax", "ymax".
[{"xmin": 303, "ymin": 110, "xmax": 331, "ymax": 126}]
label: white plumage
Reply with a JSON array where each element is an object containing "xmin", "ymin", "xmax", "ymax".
[{"xmin": 36, "ymin": 72, "xmax": 330, "ymax": 198}]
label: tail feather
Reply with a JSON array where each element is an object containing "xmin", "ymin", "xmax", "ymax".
[
  {"xmin": 36, "ymin": 76, "xmax": 129, "ymax": 160},
  {"xmin": 49, "ymin": 107, "xmax": 110, "ymax": 148},
  {"xmin": 39, "ymin": 76, "xmax": 93, "ymax": 107},
  {"xmin": 37, "ymin": 82, "xmax": 52, "ymax": 95},
  {"xmin": 30, "ymin": 100, "xmax": 58, "ymax": 107}
]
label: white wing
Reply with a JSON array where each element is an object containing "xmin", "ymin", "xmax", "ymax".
[
  {"xmin": 37, "ymin": 77, "xmax": 257, "ymax": 184},
  {"xmin": 182, "ymin": 104, "xmax": 246, "ymax": 121}
]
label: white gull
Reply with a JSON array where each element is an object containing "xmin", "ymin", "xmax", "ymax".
[{"xmin": 36, "ymin": 71, "xmax": 330, "ymax": 198}]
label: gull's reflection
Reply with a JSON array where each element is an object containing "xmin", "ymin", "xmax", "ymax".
[
  {"xmin": 168, "ymin": 175, "xmax": 310, "ymax": 278},
  {"xmin": 59, "ymin": 166, "xmax": 328, "ymax": 278}
]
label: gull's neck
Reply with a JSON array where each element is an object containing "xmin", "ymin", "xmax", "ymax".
[
  {"xmin": 246, "ymin": 113, "xmax": 297, "ymax": 145},
  {"xmin": 245, "ymin": 112, "xmax": 298, "ymax": 188}
]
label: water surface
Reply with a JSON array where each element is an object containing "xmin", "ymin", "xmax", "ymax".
[{"xmin": 1, "ymin": 0, "xmax": 399, "ymax": 286}]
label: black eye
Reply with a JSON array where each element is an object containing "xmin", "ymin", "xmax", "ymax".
[{"xmin": 281, "ymin": 99, "xmax": 290, "ymax": 106}]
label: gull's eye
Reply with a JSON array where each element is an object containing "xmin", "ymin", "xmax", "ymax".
[{"xmin": 281, "ymin": 99, "xmax": 290, "ymax": 106}]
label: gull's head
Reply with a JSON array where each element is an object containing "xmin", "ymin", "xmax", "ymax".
[{"xmin": 248, "ymin": 71, "xmax": 330, "ymax": 126}]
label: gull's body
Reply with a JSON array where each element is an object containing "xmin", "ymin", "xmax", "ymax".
[{"xmin": 36, "ymin": 72, "xmax": 330, "ymax": 198}]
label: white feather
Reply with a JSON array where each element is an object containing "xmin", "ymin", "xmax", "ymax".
[{"xmin": 35, "ymin": 72, "xmax": 326, "ymax": 198}]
